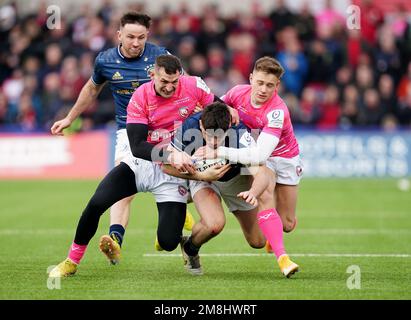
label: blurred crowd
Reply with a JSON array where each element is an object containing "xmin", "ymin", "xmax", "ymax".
[{"xmin": 1, "ymin": 0, "xmax": 411, "ymax": 132}]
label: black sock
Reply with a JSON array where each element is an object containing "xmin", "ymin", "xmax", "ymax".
[
  {"xmin": 184, "ymin": 236, "xmax": 201, "ymax": 256},
  {"xmin": 109, "ymin": 224, "xmax": 125, "ymax": 247}
]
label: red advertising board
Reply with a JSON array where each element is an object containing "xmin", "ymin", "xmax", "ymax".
[{"xmin": 0, "ymin": 131, "xmax": 110, "ymax": 179}]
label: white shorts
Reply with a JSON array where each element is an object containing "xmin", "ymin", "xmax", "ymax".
[
  {"xmin": 114, "ymin": 128, "xmax": 132, "ymax": 163},
  {"xmin": 190, "ymin": 174, "xmax": 256, "ymax": 213},
  {"xmin": 122, "ymin": 156, "xmax": 189, "ymax": 203},
  {"xmin": 266, "ymin": 155, "xmax": 303, "ymax": 185}
]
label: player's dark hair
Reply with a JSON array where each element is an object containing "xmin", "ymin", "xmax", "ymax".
[
  {"xmin": 201, "ymin": 102, "xmax": 231, "ymax": 132},
  {"xmin": 120, "ymin": 12, "xmax": 151, "ymax": 29},
  {"xmin": 253, "ymin": 56, "xmax": 285, "ymax": 79},
  {"xmin": 155, "ymin": 55, "xmax": 183, "ymax": 75}
]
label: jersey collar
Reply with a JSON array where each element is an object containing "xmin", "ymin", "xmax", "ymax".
[{"xmin": 117, "ymin": 44, "xmax": 146, "ymax": 60}]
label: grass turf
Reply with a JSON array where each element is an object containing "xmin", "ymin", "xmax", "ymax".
[{"xmin": 0, "ymin": 178, "xmax": 410, "ymax": 300}]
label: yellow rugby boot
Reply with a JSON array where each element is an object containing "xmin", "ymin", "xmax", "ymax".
[
  {"xmin": 99, "ymin": 235, "xmax": 121, "ymax": 265},
  {"xmin": 278, "ymin": 254, "xmax": 299, "ymax": 278},
  {"xmin": 154, "ymin": 236, "xmax": 164, "ymax": 251},
  {"xmin": 48, "ymin": 258, "xmax": 78, "ymax": 277}
]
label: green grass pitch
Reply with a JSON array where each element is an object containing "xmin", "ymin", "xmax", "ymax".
[{"xmin": 0, "ymin": 178, "xmax": 410, "ymax": 300}]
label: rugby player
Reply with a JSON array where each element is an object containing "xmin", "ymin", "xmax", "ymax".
[
  {"xmin": 164, "ymin": 102, "xmax": 298, "ymax": 277},
  {"xmin": 50, "ymin": 12, "xmax": 195, "ymax": 259},
  {"xmin": 48, "ymin": 54, "xmax": 235, "ymax": 277},
  {"xmin": 196, "ymin": 57, "xmax": 302, "ymax": 274}
]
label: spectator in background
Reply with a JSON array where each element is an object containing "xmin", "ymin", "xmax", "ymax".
[
  {"xmin": 358, "ymin": 88, "xmax": 384, "ymax": 126},
  {"xmin": 41, "ymin": 72, "xmax": 63, "ymax": 127},
  {"xmin": 340, "ymin": 84, "xmax": 360, "ymax": 129},
  {"xmin": 59, "ymin": 56, "xmax": 86, "ymax": 104},
  {"xmin": 196, "ymin": 4, "xmax": 226, "ymax": 55},
  {"xmin": 374, "ymin": 24, "xmax": 402, "ymax": 83},
  {"xmin": 346, "ymin": 29, "xmax": 363, "ymax": 68},
  {"xmin": 269, "ymin": 0, "xmax": 296, "ymax": 38},
  {"xmin": 334, "ymin": 65, "xmax": 353, "ymax": 96},
  {"xmin": 306, "ymin": 39, "xmax": 334, "ymax": 84},
  {"xmin": 355, "ymin": 64, "xmax": 375, "ymax": 94},
  {"xmin": 299, "ymin": 87, "xmax": 321, "ymax": 125},
  {"xmin": 276, "ymin": 37, "xmax": 308, "ymax": 96},
  {"xmin": 283, "ymin": 92, "xmax": 301, "ymax": 124},
  {"xmin": 315, "ymin": 0, "xmax": 345, "ymax": 41},
  {"xmin": 16, "ymin": 91, "xmax": 37, "ymax": 130},
  {"xmin": 378, "ymin": 74, "xmax": 398, "ymax": 117},
  {"xmin": 317, "ymin": 84, "xmax": 341, "ymax": 129},
  {"xmin": 38, "ymin": 43, "xmax": 63, "ymax": 88},
  {"xmin": 397, "ymin": 61, "xmax": 411, "ymax": 102},
  {"xmin": 397, "ymin": 86, "xmax": 411, "ymax": 126},
  {"xmin": 188, "ymin": 54, "xmax": 208, "ymax": 78},
  {"xmin": 2, "ymin": 69, "xmax": 24, "ymax": 122},
  {"xmin": 294, "ymin": 2, "xmax": 316, "ymax": 44},
  {"xmin": 176, "ymin": 36, "xmax": 197, "ymax": 71},
  {"xmin": 360, "ymin": 0, "xmax": 384, "ymax": 46}
]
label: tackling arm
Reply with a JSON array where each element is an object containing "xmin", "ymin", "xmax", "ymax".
[{"xmin": 217, "ymin": 132, "xmax": 279, "ymax": 165}]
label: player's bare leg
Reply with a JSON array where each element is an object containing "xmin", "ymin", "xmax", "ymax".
[
  {"xmin": 180, "ymin": 188, "xmax": 225, "ymax": 275},
  {"xmin": 233, "ymin": 208, "xmax": 265, "ymax": 248},
  {"xmin": 191, "ymin": 188, "xmax": 226, "ymax": 245},
  {"xmin": 275, "ymin": 184, "xmax": 298, "ymax": 233}
]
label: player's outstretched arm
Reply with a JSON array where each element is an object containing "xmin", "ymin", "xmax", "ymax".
[
  {"xmin": 217, "ymin": 132, "xmax": 279, "ymax": 165},
  {"xmin": 50, "ymin": 79, "xmax": 105, "ymax": 135}
]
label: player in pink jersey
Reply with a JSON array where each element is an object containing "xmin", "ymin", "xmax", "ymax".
[
  {"xmin": 196, "ymin": 57, "xmax": 302, "ymax": 277},
  {"xmin": 48, "ymin": 55, "xmax": 234, "ymax": 277}
]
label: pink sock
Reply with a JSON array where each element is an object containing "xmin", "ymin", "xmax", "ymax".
[
  {"xmin": 257, "ymin": 209, "xmax": 286, "ymax": 259},
  {"xmin": 68, "ymin": 242, "xmax": 87, "ymax": 265}
]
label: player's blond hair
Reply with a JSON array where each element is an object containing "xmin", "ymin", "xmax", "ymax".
[{"xmin": 253, "ymin": 56, "xmax": 285, "ymax": 79}]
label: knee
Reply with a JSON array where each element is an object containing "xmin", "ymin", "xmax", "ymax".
[
  {"xmin": 157, "ymin": 233, "xmax": 181, "ymax": 251},
  {"xmin": 247, "ymin": 237, "xmax": 266, "ymax": 249},
  {"xmin": 204, "ymin": 220, "xmax": 225, "ymax": 236},
  {"xmin": 283, "ymin": 218, "xmax": 297, "ymax": 233}
]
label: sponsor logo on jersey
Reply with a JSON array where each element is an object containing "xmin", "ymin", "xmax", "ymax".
[
  {"xmin": 112, "ymin": 71, "xmax": 124, "ymax": 80},
  {"xmin": 179, "ymin": 106, "xmax": 189, "ymax": 118},
  {"xmin": 131, "ymin": 81, "xmax": 140, "ymax": 88},
  {"xmin": 267, "ymin": 109, "xmax": 284, "ymax": 128}
]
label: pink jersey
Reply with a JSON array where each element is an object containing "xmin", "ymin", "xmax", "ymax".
[
  {"xmin": 223, "ymin": 84, "xmax": 299, "ymax": 158},
  {"xmin": 127, "ymin": 75, "xmax": 214, "ymax": 145}
]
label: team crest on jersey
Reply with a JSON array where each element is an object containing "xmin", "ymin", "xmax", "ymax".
[
  {"xmin": 178, "ymin": 185, "xmax": 188, "ymax": 196},
  {"xmin": 296, "ymin": 165, "xmax": 303, "ymax": 177},
  {"xmin": 112, "ymin": 71, "xmax": 123, "ymax": 80},
  {"xmin": 179, "ymin": 106, "xmax": 189, "ymax": 118},
  {"xmin": 145, "ymin": 64, "xmax": 155, "ymax": 77},
  {"xmin": 150, "ymin": 130, "xmax": 159, "ymax": 141}
]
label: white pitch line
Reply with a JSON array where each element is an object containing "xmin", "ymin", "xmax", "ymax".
[
  {"xmin": 1, "ymin": 228, "xmax": 411, "ymax": 235},
  {"xmin": 143, "ymin": 253, "xmax": 411, "ymax": 258}
]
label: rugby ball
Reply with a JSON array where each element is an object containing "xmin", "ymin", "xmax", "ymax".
[{"xmin": 194, "ymin": 158, "xmax": 228, "ymax": 172}]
